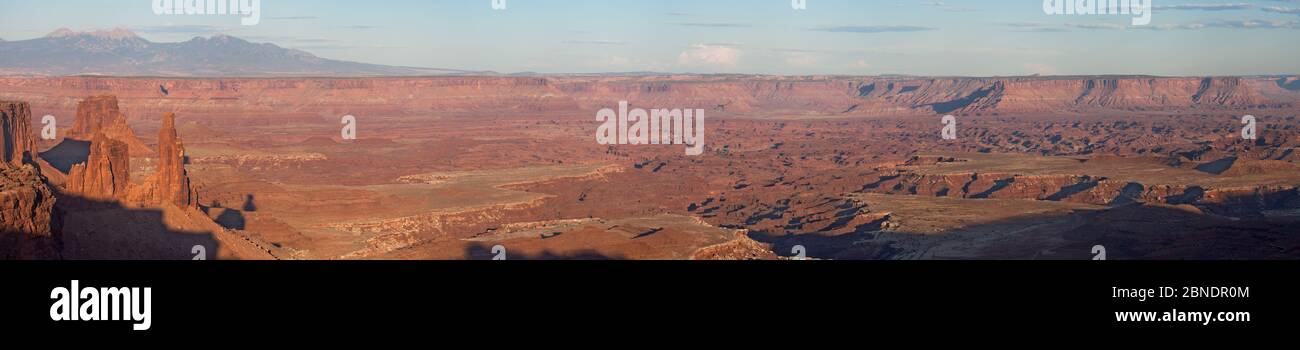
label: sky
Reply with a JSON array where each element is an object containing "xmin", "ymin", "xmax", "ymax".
[{"xmin": 1, "ymin": 0, "xmax": 1298, "ymax": 76}]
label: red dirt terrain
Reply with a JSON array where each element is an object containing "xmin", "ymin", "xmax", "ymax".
[{"xmin": 1, "ymin": 75, "xmax": 1298, "ymax": 260}]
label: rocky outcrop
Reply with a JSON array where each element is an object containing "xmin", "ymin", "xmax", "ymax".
[
  {"xmin": 145, "ymin": 112, "xmax": 197, "ymax": 208},
  {"xmin": 1, "ymin": 101, "xmax": 58, "ymax": 259},
  {"xmin": 0, "ymin": 166, "xmax": 58, "ymax": 259},
  {"xmin": 2, "ymin": 101, "xmax": 36, "ymax": 167},
  {"xmin": 61, "ymin": 98, "xmax": 197, "ymax": 207},
  {"xmin": 66, "ymin": 132, "xmax": 130, "ymax": 200},
  {"xmin": 68, "ymin": 95, "xmax": 152, "ymax": 156},
  {"xmin": 692, "ymin": 231, "xmax": 779, "ymax": 260}
]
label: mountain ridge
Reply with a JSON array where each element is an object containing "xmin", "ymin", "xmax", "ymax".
[{"xmin": 0, "ymin": 28, "xmax": 484, "ymax": 77}]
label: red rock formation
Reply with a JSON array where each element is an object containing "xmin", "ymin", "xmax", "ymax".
[
  {"xmin": 151, "ymin": 112, "xmax": 197, "ymax": 208},
  {"xmin": 692, "ymin": 231, "xmax": 778, "ymax": 260},
  {"xmin": 66, "ymin": 132, "xmax": 130, "ymax": 200},
  {"xmin": 0, "ymin": 166, "xmax": 58, "ymax": 259},
  {"xmin": 1, "ymin": 101, "xmax": 36, "ymax": 167},
  {"xmin": 61, "ymin": 105, "xmax": 197, "ymax": 207},
  {"xmin": 68, "ymin": 95, "xmax": 152, "ymax": 156},
  {"xmin": 1, "ymin": 101, "xmax": 58, "ymax": 259}
]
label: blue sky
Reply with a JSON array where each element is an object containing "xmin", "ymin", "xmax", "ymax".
[{"xmin": 2, "ymin": 0, "xmax": 1299, "ymax": 76}]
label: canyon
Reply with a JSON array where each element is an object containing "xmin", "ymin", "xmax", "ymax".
[
  {"xmin": 1, "ymin": 75, "xmax": 1298, "ymax": 260},
  {"xmin": 1, "ymin": 75, "xmax": 1296, "ymax": 118}
]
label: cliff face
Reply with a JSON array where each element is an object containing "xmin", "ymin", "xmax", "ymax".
[
  {"xmin": 0, "ymin": 76, "xmax": 1294, "ymax": 120},
  {"xmin": 69, "ymin": 95, "xmax": 153, "ymax": 156},
  {"xmin": 984, "ymin": 77, "xmax": 1271, "ymax": 113},
  {"xmin": 66, "ymin": 132, "xmax": 130, "ymax": 200},
  {"xmin": 0, "ymin": 166, "xmax": 58, "ymax": 259},
  {"xmin": 1, "ymin": 101, "xmax": 36, "ymax": 167},
  {"xmin": 0, "ymin": 101, "xmax": 57, "ymax": 259}
]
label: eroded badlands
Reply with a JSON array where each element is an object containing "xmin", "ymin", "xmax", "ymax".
[{"xmin": 2, "ymin": 75, "xmax": 1298, "ymax": 259}]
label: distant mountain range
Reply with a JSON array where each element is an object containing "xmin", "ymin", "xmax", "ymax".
[{"xmin": 0, "ymin": 28, "xmax": 487, "ymax": 77}]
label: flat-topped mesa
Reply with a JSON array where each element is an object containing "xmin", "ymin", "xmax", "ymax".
[
  {"xmin": 69, "ymin": 95, "xmax": 153, "ymax": 156},
  {"xmin": 151, "ymin": 112, "xmax": 196, "ymax": 208},
  {"xmin": 66, "ymin": 132, "xmax": 130, "ymax": 200},
  {"xmin": 1, "ymin": 101, "xmax": 37, "ymax": 168}
]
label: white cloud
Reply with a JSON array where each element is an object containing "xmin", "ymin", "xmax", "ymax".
[
  {"xmin": 1024, "ymin": 63, "xmax": 1058, "ymax": 75},
  {"xmin": 677, "ymin": 44, "xmax": 742, "ymax": 66}
]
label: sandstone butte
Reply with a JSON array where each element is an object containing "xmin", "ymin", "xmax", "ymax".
[
  {"xmin": 59, "ymin": 96, "xmax": 195, "ymax": 208},
  {"xmin": 69, "ymin": 95, "xmax": 154, "ymax": 156}
]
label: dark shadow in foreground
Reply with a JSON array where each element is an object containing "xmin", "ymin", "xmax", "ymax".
[
  {"xmin": 462, "ymin": 242, "xmax": 624, "ymax": 260},
  {"xmin": 750, "ymin": 199, "xmax": 1300, "ymax": 261},
  {"xmin": 2, "ymin": 190, "xmax": 226, "ymax": 260}
]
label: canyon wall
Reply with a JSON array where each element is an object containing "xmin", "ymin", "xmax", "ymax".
[
  {"xmin": 0, "ymin": 165, "xmax": 58, "ymax": 259},
  {"xmin": 2, "ymin": 101, "xmax": 36, "ymax": 166},
  {"xmin": 0, "ymin": 76, "xmax": 1295, "ymax": 120},
  {"xmin": 1, "ymin": 101, "xmax": 58, "ymax": 259}
]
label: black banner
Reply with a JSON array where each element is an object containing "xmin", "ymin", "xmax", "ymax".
[{"xmin": 2, "ymin": 261, "xmax": 1294, "ymax": 338}]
